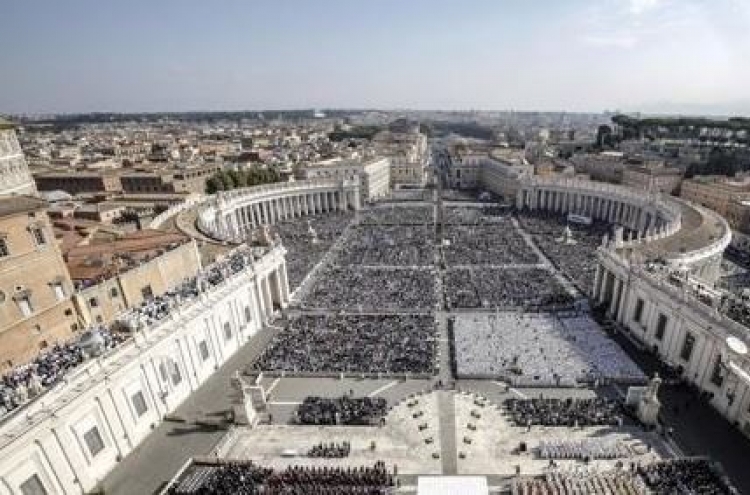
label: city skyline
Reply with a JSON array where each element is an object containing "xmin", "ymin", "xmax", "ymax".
[{"xmin": 2, "ymin": 0, "xmax": 750, "ymax": 116}]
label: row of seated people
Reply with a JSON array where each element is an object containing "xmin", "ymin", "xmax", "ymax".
[
  {"xmin": 171, "ymin": 461, "xmax": 394, "ymax": 495},
  {"xmin": 637, "ymin": 459, "xmax": 737, "ymax": 495},
  {"xmin": 308, "ymin": 441, "xmax": 351, "ymax": 458},
  {"xmin": 504, "ymin": 397, "xmax": 625, "ymax": 427},
  {"xmin": 296, "ymin": 397, "xmax": 388, "ymax": 426},
  {"xmin": 537, "ymin": 439, "xmax": 633, "ymax": 461},
  {"xmin": 514, "ymin": 459, "xmax": 737, "ymax": 495}
]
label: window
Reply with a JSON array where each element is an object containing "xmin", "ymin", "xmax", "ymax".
[
  {"xmin": 131, "ymin": 390, "xmax": 148, "ymax": 417},
  {"xmin": 159, "ymin": 362, "xmax": 168, "ymax": 382},
  {"xmin": 89, "ymin": 297, "xmax": 98, "ymax": 308},
  {"xmin": 244, "ymin": 306, "xmax": 252, "ymax": 323},
  {"xmin": 199, "ymin": 340, "xmax": 210, "ymax": 361},
  {"xmin": 141, "ymin": 285, "xmax": 154, "ymax": 300},
  {"xmin": 52, "ymin": 283, "xmax": 65, "ymax": 301},
  {"xmin": 0, "ymin": 238, "xmax": 9, "ymax": 257},
  {"xmin": 680, "ymin": 333, "xmax": 695, "ymax": 362},
  {"xmin": 20, "ymin": 474, "xmax": 48, "ymax": 495},
  {"xmin": 223, "ymin": 322, "xmax": 232, "ymax": 341},
  {"xmin": 83, "ymin": 426, "xmax": 105, "ymax": 457},
  {"xmin": 64, "ymin": 308, "xmax": 73, "ymax": 317},
  {"xmin": 18, "ymin": 296, "xmax": 33, "ymax": 317},
  {"xmin": 633, "ymin": 298, "xmax": 644, "ymax": 324},
  {"xmin": 30, "ymin": 227, "xmax": 46, "ymax": 246},
  {"xmin": 655, "ymin": 314, "xmax": 668, "ymax": 341},
  {"xmin": 710, "ymin": 357, "xmax": 725, "ymax": 388},
  {"xmin": 110, "ymin": 287, "xmax": 119, "ymax": 298},
  {"xmin": 171, "ymin": 362, "xmax": 182, "ymax": 386}
]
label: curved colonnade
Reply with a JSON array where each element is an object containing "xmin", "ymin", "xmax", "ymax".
[
  {"xmin": 518, "ymin": 177, "xmax": 750, "ymax": 435},
  {"xmin": 196, "ymin": 179, "xmax": 361, "ymax": 243},
  {"xmin": 516, "ymin": 177, "xmax": 683, "ymax": 242}
]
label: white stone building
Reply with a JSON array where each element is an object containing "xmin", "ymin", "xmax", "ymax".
[
  {"xmin": 0, "ymin": 244, "xmax": 288, "ymax": 495},
  {"xmin": 0, "ymin": 119, "xmax": 37, "ymax": 197},
  {"xmin": 296, "ymin": 157, "xmax": 390, "ymax": 203}
]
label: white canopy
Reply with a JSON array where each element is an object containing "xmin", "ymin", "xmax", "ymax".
[{"xmin": 417, "ymin": 476, "xmax": 489, "ymax": 495}]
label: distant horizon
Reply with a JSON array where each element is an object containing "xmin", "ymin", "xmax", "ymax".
[{"xmin": 6, "ymin": 107, "xmax": 750, "ymax": 120}]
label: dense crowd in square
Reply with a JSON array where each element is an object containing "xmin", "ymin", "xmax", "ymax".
[
  {"xmin": 302, "ymin": 266, "xmax": 437, "ymax": 311},
  {"xmin": 442, "ymin": 223, "xmax": 540, "ymax": 266},
  {"xmin": 452, "ymin": 313, "xmax": 645, "ymax": 384},
  {"xmin": 516, "ymin": 211, "xmax": 611, "ymax": 294},
  {"xmin": 334, "ymin": 225, "xmax": 435, "ymax": 266},
  {"xmin": 359, "ymin": 205, "xmax": 434, "ymax": 225},
  {"xmin": 441, "ymin": 206, "xmax": 506, "ymax": 225},
  {"xmin": 273, "ymin": 212, "xmax": 354, "ymax": 289},
  {"xmin": 253, "ymin": 314, "xmax": 437, "ymax": 375},
  {"xmin": 444, "ymin": 268, "xmax": 574, "ymax": 310}
]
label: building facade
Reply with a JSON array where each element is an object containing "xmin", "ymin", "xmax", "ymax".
[
  {"xmin": 680, "ymin": 175, "xmax": 750, "ymax": 218},
  {"xmin": 0, "ymin": 120, "xmax": 36, "ymax": 197},
  {"xmin": 0, "ymin": 245, "xmax": 288, "ymax": 495},
  {"xmin": 296, "ymin": 157, "xmax": 390, "ymax": 202},
  {"xmin": 0, "ymin": 196, "xmax": 79, "ymax": 370},
  {"xmin": 73, "ymin": 240, "xmax": 202, "ymax": 326}
]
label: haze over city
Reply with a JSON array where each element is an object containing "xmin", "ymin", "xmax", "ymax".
[
  {"xmin": 4, "ymin": 2, "xmax": 750, "ymax": 495},
  {"xmin": 2, "ymin": 0, "xmax": 750, "ymax": 115}
]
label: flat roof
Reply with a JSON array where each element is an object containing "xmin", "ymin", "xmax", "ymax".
[{"xmin": 0, "ymin": 195, "xmax": 47, "ymax": 217}]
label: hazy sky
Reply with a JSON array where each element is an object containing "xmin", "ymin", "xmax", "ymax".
[{"xmin": 2, "ymin": 0, "xmax": 750, "ymax": 115}]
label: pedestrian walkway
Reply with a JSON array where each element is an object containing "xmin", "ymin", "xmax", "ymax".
[
  {"xmin": 102, "ymin": 325, "xmax": 281, "ymax": 495},
  {"xmin": 437, "ymin": 391, "xmax": 458, "ymax": 475}
]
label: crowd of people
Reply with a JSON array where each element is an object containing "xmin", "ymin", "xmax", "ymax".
[
  {"xmin": 302, "ymin": 266, "xmax": 437, "ymax": 311},
  {"xmin": 334, "ymin": 225, "xmax": 435, "ymax": 266},
  {"xmin": 513, "ymin": 470, "xmax": 645, "ymax": 495},
  {"xmin": 537, "ymin": 439, "xmax": 633, "ymax": 461},
  {"xmin": 444, "ymin": 268, "xmax": 574, "ymax": 310},
  {"xmin": 453, "ymin": 313, "xmax": 644, "ymax": 385},
  {"xmin": 170, "ymin": 461, "xmax": 394, "ymax": 495},
  {"xmin": 513, "ymin": 460, "xmax": 738, "ymax": 495},
  {"xmin": 441, "ymin": 206, "xmax": 505, "ymax": 225},
  {"xmin": 116, "ymin": 247, "xmax": 256, "ymax": 332},
  {"xmin": 637, "ymin": 459, "xmax": 737, "ymax": 494},
  {"xmin": 359, "ymin": 205, "xmax": 434, "ymax": 225},
  {"xmin": 442, "ymin": 223, "xmax": 540, "ymax": 266},
  {"xmin": 308, "ymin": 441, "xmax": 351, "ymax": 458},
  {"xmin": 517, "ymin": 211, "xmax": 610, "ymax": 295},
  {"xmin": 504, "ymin": 398, "xmax": 625, "ymax": 427},
  {"xmin": 1, "ymin": 327, "xmax": 126, "ymax": 418},
  {"xmin": 253, "ymin": 315, "xmax": 437, "ymax": 374},
  {"xmin": 273, "ymin": 213, "xmax": 353, "ymax": 289},
  {"xmin": 296, "ymin": 396, "xmax": 388, "ymax": 426}
]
